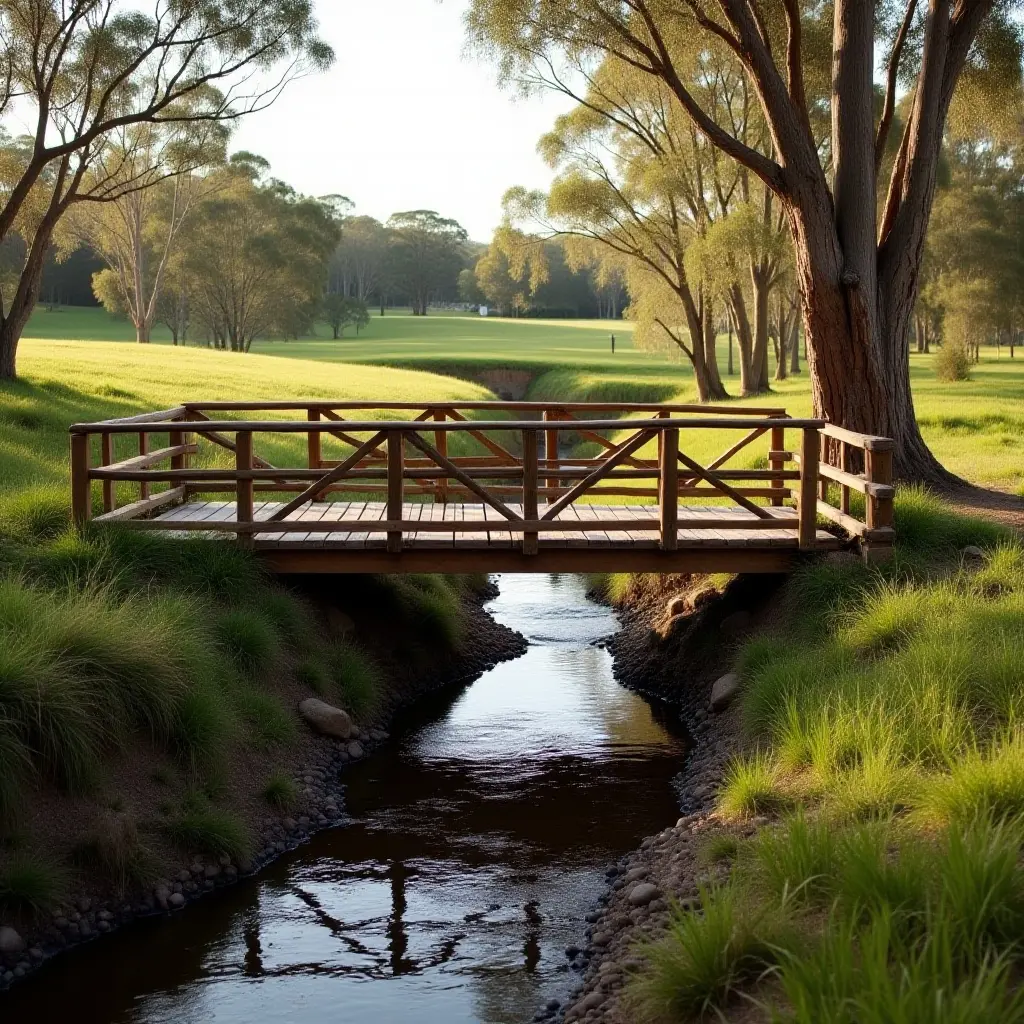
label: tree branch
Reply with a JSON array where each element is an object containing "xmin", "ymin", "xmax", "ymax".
[{"xmin": 875, "ymin": 0, "xmax": 919, "ymax": 173}]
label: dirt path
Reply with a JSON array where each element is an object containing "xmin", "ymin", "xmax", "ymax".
[{"xmin": 938, "ymin": 484, "xmax": 1024, "ymax": 531}]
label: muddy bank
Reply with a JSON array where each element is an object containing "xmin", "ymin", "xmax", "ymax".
[
  {"xmin": 560, "ymin": 573, "xmax": 788, "ymax": 1023},
  {"xmin": 0, "ymin": 582, "xmax": 526, "ymax": 993}
]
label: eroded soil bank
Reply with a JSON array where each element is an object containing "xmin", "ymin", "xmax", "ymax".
[
  {"xmin": 0, "ymin": 578, "xmax": 526, "ymax": 996},
  {"xmin": 560, "ymin": 572, "xmax": 788, "ymax": 1023},
  {"xmin": 1, "ymin": 574, "xmax": 692, "ymax": 1024}
]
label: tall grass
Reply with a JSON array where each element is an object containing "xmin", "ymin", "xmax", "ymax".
[{"xmin": 636, "ymin": 494, "xmax": 1024, "ymax": 1021}]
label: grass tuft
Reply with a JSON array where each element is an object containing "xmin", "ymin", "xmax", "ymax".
[
  {"xmin": 0, "ymin": 855, "xmax": 65, "ymax": 915},
  {"xmin": 718, "ymin": 752, "xmax": 792, "ymax": 819},
  {"xmin": 164, "ymin": 805, "xmax": 250, "ymax": 861},
  {"xmin": 74, "ymin": 811, "xmax": 153, "ymax": 893},
  {"xmin": 262, "ymin": 772, "xmax": 298, "ymax": 811}
]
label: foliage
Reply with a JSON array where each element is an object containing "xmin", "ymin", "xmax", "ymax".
[
  {"xmin": 935, "ymin": 340, "xmax": 973, "ymax": 382},
  {"xmin": 386, "ymin": 210, "xmax": 469, "ymax": 315},
  {"xmin": 74, "ymin": 811, "xmax": 154, "ymax": 893},
  {"xmin": 322, "ymin": 294, "xmax": 370, "ymax": 338}
]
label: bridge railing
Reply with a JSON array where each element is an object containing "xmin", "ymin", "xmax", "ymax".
[{"xmin": 68, "ymin": 401, "xmax": 894, "ymax": 559}]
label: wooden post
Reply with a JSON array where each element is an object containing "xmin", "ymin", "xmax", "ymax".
[
  {"xmin": 818, "ymin": 432, "xmax": 829, "ymax": 503},
  {"xmin": 100, "ymin": 432, "xmax": 115, "ymax": 513},
  {"xmin": 769, "ymin": 421, "xmax": 785, "ymax": 506},
  {"xmin": 138, "ymin": 431, "xmax": 150, "ymax": 501},
  {"xmin": 798, "ymin": 428, "xmax": 819, "ymax": 551},
  {"xmin": 236, "ymin": 430, "xmax": 254, "ymax": 547},
  {"xmin": 434, "ymin": 409, "xmax": 448, "ymax": 504},
  {"xmin": 840, "ymin": 441, "xmax": 851, "ymax": 514},
  {"xmin": 307, "ymin": 408, "xmax": 322, "ymax": 469},
  {"xmin": 543, "ymin": 409, "xmax": 559, "ymax": 502},
  {"xmin": 522, "ymin": 427, "xmax": 538, "ymax": 555},
  {"xmin": 387, "ymin": 430, "xmax": 404, "ymax": 553},
  {"xmin": 864, "ymin": 446, "xmax": 894, "ymax": 563},
  {"xmin": 659, "ymin": 426, "xmax": 679, "ymax": 551},
  {"xmin": 71, "ymin": 432, "xmax": 91, "ymax": 528}
]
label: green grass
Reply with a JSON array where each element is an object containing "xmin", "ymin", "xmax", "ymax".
[
  {"xmin": 261, "ymin": 772, "xmax": 298, "ymax": 811},
  {"xmin": 74, "ymin": 811, "xmax": 153, "ymax": 893},
  {"xmin": 0, "ymin": 856, "xmax": 65, "ymax": 915},
  {"xmin": 632, "ymin": 496, "xmax": 1024, "ymax": 1021},
  {"xmin": 164, "ymin": 805, "xmax": 250, "ymax": 861},
  {"xmin": 20, "ymin": 305, "xmax": 1024, "ymax": 492}
]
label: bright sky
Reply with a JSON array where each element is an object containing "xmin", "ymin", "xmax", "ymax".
[{"xmin": 232, "ymin": 0, "xmax": 573, "ymax": 242}]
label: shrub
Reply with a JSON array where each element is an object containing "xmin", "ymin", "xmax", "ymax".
[
  {"xmin": 164, "ymin": 806, "xmax": 249, "ymax": 860},
  {"xmin": 935, "ymin": 339, "xmax": 972, "ymax": 382},
  {"xmin": 0, "ymin": 856, "xmax": 65, "ymax": 915},
  {"xmin": 262, "ymin": 772, "xmax": 298, "ymax": 811}
]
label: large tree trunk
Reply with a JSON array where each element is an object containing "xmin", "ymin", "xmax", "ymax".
[
  {"xmin": 750, "ymin": 264, "xmax": 772, "ymax": 392},
  {"xmin": 679, "ymin": 285, "xmax": 728, "ymax": 401},
  {"xmin": 702, "ymin": 303, "xmax": 727, "ymax": 399},
  {"xmin": 136, "ymin": 321, "xmax": 151, "ymax": 344},
  {"xmin": 788, "ymin": 311, "xmax": 801, "ymax": 374}
]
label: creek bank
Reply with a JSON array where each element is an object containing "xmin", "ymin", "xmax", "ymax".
[
  {"xmin": 0, "ymin": 581, "xmax": 526, "ymax": 994},
  {"xmin": 558, "ymin": 570, "xmax": 795, "ymax": 1023}
]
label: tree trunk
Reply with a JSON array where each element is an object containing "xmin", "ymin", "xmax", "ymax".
[
  {"xmin": 788, "ymin": 313, "xmax": 800, "ymax": 374},
  {"xmin": 727, "ymin": 321, "xmax": 734, "ymax": 376},
  {"xmin": 136, "ymin": 321, "xmax": 151, "ymax": 344},
  {"xmin": 750, "ymin": 266, "xmax": 772, "ymax": 393},
  {"xmin": 774, "ymin": 292, "xmax": 788, "ymax": 382},
  {"xmin": 701, "ymin": 301, "xmax": 728, "ymax": 400},
  {"xmin": 729, "ymin": 286, "xmax": 756, "ymax": 396}
]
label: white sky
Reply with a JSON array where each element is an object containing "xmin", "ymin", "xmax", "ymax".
[{"xmin": 232, "ymin": 0, "xmax": 573, "ymax": 242}]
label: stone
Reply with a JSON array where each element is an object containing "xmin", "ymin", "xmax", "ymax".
[
  {"xmin": 710, "ymin": 672, "xmax": 741, "ymax": 712},
  {"xmin": 580, "ymin": 992, "xmax": 604, "ymax": 1012},
  {"xmin": 168, "ymin": 893, "xmax": 186, "ymax": 909},
  {"xmin": 204, "ymin": 865, "xmax": 221, "ymax": 880},
  {"xmin": 298, "ymin": 698, "xmax": 355, "ymax": 740},
  {"xmin": 666, "ymin": 595, "xmax": 688, "ymax": 618},
  {"xmin": 623, "ymin": 866, "xmax": 649, "ymax": 883},
  {"xmin": 962, "ymin": 545, "xmax": 985, "ymax": 559},
  {"xmin": 346, "ymin": 740, "xmax": 365, "ymax": 760},
  {"xmin": 719, "ymin": 610, "xmax": 751, "ymax": 636},
  {"xmin": 628, "ymin": 883, "xmax": 660, "ymax": 907},
  {"xmin": 0, "ymin": 928, "xmax": 25, "ymax": 956}
]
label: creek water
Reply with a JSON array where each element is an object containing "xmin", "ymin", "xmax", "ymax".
[{"xmin": 5, "ymin": 574, "xmax": 687, "ymax": 1024}]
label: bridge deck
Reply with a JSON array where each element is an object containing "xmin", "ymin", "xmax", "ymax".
[{"xmin": 151, "ymin": 500, "xmax": 841, "ymax": 574}]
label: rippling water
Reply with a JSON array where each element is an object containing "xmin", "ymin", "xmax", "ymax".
[{"xmin": 5, "ymin": 574, "xmax": 687, "ymax": 1024}]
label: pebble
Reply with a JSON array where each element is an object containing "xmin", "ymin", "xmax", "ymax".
[
  {"xmin": 168, "ymin": 893, "xmax": 186, "ymax": 909},
  {"xmin": 346, "ymin": 740, "xmax": 365, "ymax": 760}
]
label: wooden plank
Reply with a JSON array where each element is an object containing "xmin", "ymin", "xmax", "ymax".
[
  {"xmin": 93, "ymin": 487, "xmax": 187, "ymax": 523},
  {"xmin": 138, "ymin": 432, "xmax": 150, "ymax": 501},
  {"xmin": 259, "ymin": 546, "xmax": 801, "ymax": 575},
  {"xmin": 820, "ymin": 422, "xmax": 895, "ymax": 452}
]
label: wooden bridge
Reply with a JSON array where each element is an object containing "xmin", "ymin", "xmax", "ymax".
[{"xmin": 69, "ymin": 401, "xmax": 895, "ymax": 574}]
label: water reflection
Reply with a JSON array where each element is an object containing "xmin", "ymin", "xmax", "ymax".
[{"xmin": 3, "ymin": 574, "xmax": 686, "ymax": 1024}]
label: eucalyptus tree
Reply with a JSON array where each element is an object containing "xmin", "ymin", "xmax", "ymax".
[
  {"xmin": 386, "ymin": 210, "xmax": 469, "ymax": 315},
  {"xmin": 184, "ymin": 163, "xmax": 338, "ymax": 351},
  {"xmin": 74, "ymin": 115, "xmax": 229, "ymax": 343},
  {"xmin": 468, "ymin": 0, "xmax": 1023, "ymax": 479},
  {"xmin": 0, "ymin": 0, "xmax": 331, "ymax": 377}
]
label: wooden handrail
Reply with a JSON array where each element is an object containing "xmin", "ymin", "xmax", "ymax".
[{"xmin": 68, "ymin": 401, "xmax": 895, "ymax": 561}]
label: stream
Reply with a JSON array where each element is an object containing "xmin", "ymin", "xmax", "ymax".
[{"xmin": 5, "ymin": 574, "xmax": 687, "ymax": 1024}]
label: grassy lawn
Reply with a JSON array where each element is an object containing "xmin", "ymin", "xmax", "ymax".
[
  {"xmin": 1, "ymin": 338, "xmax": 491, "ymax": 492},
  {"xmin": 22, "ymin": 305, "xmax": 1024, "ymax": 493}
]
